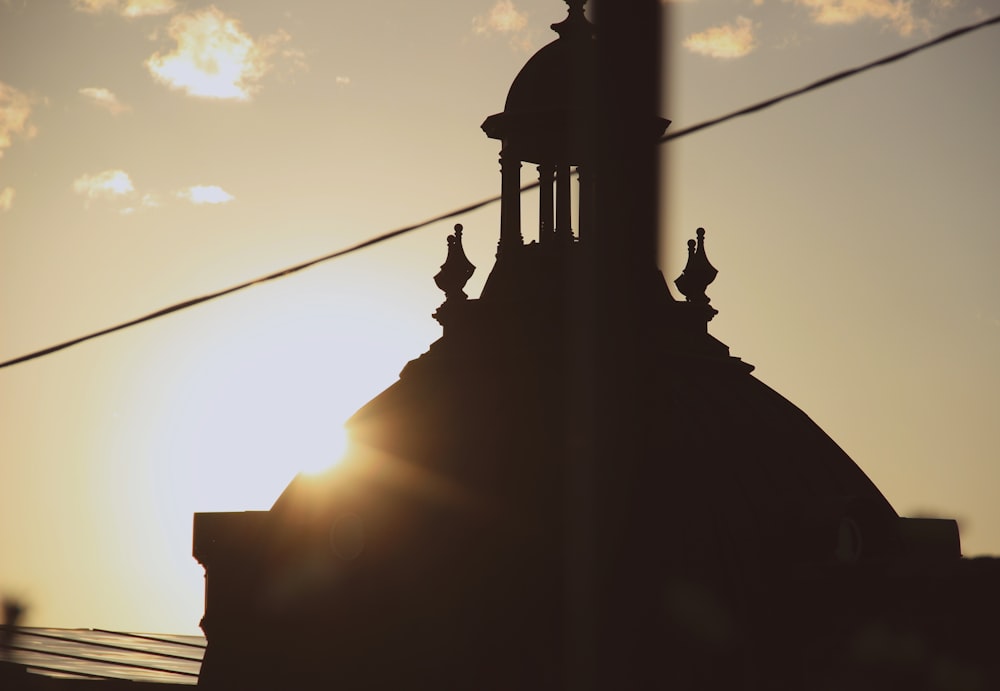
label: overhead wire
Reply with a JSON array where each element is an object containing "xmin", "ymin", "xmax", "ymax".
[
  {"xmin": 0, "ymin": 194, "xmax": 510, "ymax": 369},
  {"xmin": 1, "ymin": 12, "xmax": 998, "ymax": 371},
  {"xmin": 661, "ymin": 13, "xmax": 1000, "ymax": 143}
]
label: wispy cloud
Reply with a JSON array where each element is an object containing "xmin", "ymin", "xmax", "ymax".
[
  {"xmin": 473, "ymin": 0, "xmax": 532, "ymax": 50},
  {"xmin": 0, "ymin": 186, "xmax": 14, "ymax": 212},
  {"xmin": 69, "ymin": 173, "xmax": 233, "ymax": 212},
  {"xmin": 683, "ymin": 16, "xmax": 756, "ymax": 58},
  {"xmin": 120, "ymin": 193, "xmax": 160, "ymax": 215},
  {"xmin": 146, "ymin": 7, "xmax": 298, "ymax": 100},
  {"xmin": 72, "ymin": 0, "xmax": 176, "ymax": 17},
  {"xmin": 72, "ymin": 169, "xmax": 134, "ymax": 203},
  {"xmin": 335, "ymin": 76, "xmax": 351, "ymax": 86},
  {"xmin": 789, "ymin": 0, "xmax": 929, "ymax": 36},
  {"xmin": 72, "ymin": 0, "xmax": 119, "ymax": 12},
  {"xmin": 0, "ymin": 81, "xmax": 38, "ymax": 158},
  {"xmin": 177, "ymin": 185, "xmax": 234, "ymax": 204},
  {"xmin": 79, "ymin": 87, "xmax": 130, "ymax": 115},
  {"xmin": 474, "ymin": 0, "xmax": 528, "ymax": 34},
  {"xmin": 122, "ymin": 0, "xmax": 175, "ymax": 17},
  {"xmin": 272, "ymin": 32, "xmax": 308, "ymax": 76}
]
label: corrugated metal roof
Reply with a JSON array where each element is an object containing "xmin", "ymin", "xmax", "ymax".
[{"xmin": 1, "ymin": 626, "xmax": 203, "ymax": 685}]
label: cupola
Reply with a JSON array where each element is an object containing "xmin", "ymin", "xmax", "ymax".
[{"xmin": 481, "ymin": 0, "xmax": 669, "ymax": 256}]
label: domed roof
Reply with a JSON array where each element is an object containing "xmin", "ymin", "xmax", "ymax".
[
  {"xmin": 481, "ymin": 6, "xmax": 596, "ymax": 164},
  {"xmin": 504, "ymin": 16, "xmax": 594, "ymax": 116},
  {"xmin": 274, "ymin": 277, "xmax": 903, "ymax": 566},
  {"xmin": 481, "ymin": 2, "xmax": 668, "ymax": 164}
]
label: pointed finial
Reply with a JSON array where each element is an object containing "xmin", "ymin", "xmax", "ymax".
[
  {"xmin": 434, "ymin": 224, "xmax": 476, "ymax": 301},
  {"xmin": 674, "ymin": 227, "xmax": 719, "ymax": 322}
]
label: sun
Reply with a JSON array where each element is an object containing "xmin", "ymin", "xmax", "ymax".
[
  {"xmin": 122, "ymin": 286, "xmax": 389, "ymax": 512},
  {"xmin": 90, "ymin": 287, "xmax": 385, "ymax": 632},
  {"xmin": 299, "ymin": 424, "xmax": 350, "ymax": 476}
]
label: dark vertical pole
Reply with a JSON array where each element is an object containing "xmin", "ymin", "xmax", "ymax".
[
  {"xmin": 592, "ymin": 0, "xmax": 661, "ymax": 270},
  {"xmin": 591, "ymin": 0, "xmax": 662, "ymax": 688}
]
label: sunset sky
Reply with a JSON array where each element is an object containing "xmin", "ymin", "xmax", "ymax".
[{"xmin": 2, "ymin": 0, "xmax": 999, "ymax": 635}]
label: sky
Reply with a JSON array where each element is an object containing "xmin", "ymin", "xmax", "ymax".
[{"xmin": 1, "ymin": 0, "xmax": 998, "ymax": 635}]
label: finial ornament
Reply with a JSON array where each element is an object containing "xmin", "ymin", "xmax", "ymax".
[
  {"xmin": 434, "ymin": 224, "xmax": 476, "ymax": 301},
  {"xmin": 552, "ymin": 0, "xmax": 592, "ymax": 38},
  {"xmin": 674, "ymin": 227, "xmax": 719, "ymax": 322}
]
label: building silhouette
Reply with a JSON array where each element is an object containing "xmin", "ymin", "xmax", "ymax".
[
  {"xmin": 6, "ymin": 1, "xmax": 993, "ymax": 689},
  {"xmin": 189, "ymin": 2, "xmax": 1000, "ymax": 689}
]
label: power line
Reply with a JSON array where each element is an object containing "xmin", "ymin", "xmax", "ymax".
[
  {"xmin": 2, "ymin": 13, "xmax": 997, "ymax": 371},
  {"xmin": 662, "ymin": 13, "xmax": 1000, "ymax": 143},
  {"xmin": 0, "ymin": 194, "xmax": 508, "ymax": 369}
]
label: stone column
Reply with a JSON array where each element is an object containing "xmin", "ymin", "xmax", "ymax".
[
  {"xmin": 538, "ymin": 164, "xmax": 555, "ymax": 243},
  {"xmin": 499, "ymin": 153, "xmax": 523, "ymax": 255},
  {"xmin": 556, "ymin": 163, "xmax": 573, "ymax": 241}
]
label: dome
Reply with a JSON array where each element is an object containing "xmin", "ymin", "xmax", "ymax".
[
  {"xmin": 275, "ymin": 325, "xmax": 903, "ymax": 564},
  {"xmin": 481, "ymin": 3, "xmax": 668, "ymax": 164},
  {"xmin": 481, "ymin": 5, "xmax": 597, "ymax": 164},
  {"xmin": 505, "ymin": 33, "xmax": 593, "ymax": 116}
]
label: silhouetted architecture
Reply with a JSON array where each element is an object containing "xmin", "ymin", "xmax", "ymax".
[{"xmin": 192, "ymin": 1, "xmax": 1000, "ymax": 689}]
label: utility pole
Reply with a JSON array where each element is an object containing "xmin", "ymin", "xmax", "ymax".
[{"xmin": 567, "ymin": 0, "xmax": 665, "ymax": 688}]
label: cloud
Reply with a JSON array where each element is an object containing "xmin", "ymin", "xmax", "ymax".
[
  {"xmin": 79, "ymin": 87, "xmax": 131, "ymax": 115},
  {"xmin": 335, "ymin": 76, "xmax": 351, "ymax": 86},
  {"xmin": 473, "ymin": 0, "xmax": 529, "ymax": 34},
  {"xmin": 0, "ymin": 186, "xmax": 14, "ymax": 212},
  {"xmin": 683, "ymin": 16, "xmax": 756, "ymax": 58},
  {"xmin": 177, "ymin": 185, "xmax": 234, "ymax": 204},
  {"xmin": 119, "ymin": 193, "xmax": 161, "ymax": 215},
  {"xmin": 122, "ymin": 0, "xmax": 175, "ymax": 17},
  {"xmin": 473, "ymin": 0, "xmax": 533, "ymax": 51},
  {"xmin": 266, "ymin": 30, "xmax": 308, "ymax": 75},
  {"xmin": 71, "ymin": 0, "xmax": 119, "ymax": 12},
  {"xmin": 72, "ymin": 0, "xmax": 176, "ymax": 17},
  {"xmin": 146, "ymin": 7, "xmax": 297, "ymax": 100},
  {"xmin": 72, "ymin": 169, "xmax": 134, "ymax": 202},
  {"xmin": 789, "ymin": 0, "xmax": 929, "ymax": 36},
  {"xmin": 70, "ymin": 176, "xmax": 234, "ymax": 211},
  {"xmin": 0, "ymin": 81, "xmax": 38, "ymax": 158}
]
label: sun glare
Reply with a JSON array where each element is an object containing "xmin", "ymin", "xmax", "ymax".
[
  {"xmin": 86, "ymin": 258, "xmax": 440, "ymax": 630},
  {"xmin": 125, "ymin": 276, "xmax": 425, "ymax": 513},
  {"xmin": 300, "ymin": 424, "xmax": 350, "ymax": 476}
]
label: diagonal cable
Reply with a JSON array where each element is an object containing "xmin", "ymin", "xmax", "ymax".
[
  {"xmin": 0, "ymin": 194, "xmax": 510, "ymax": 369},
  {"xmin": 662, "ymin": 13, "xmax": 1000, "ymax": 142}
]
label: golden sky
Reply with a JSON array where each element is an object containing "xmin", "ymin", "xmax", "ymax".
[{"xmin": 1, "ymin": 0, "xmax": 999, "ymax": 634}]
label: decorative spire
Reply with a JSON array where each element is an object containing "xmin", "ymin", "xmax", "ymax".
[
  {"xmin": 434, "ymin": 224, "xmax": 476, "ymax": 301},
  {"xmin": 551, "ymin": 0, "xmax": 592, "ymax": 39},
  {"xmin": 674, "ymin": 227, "xmax": 719, "ymax": 322}
]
